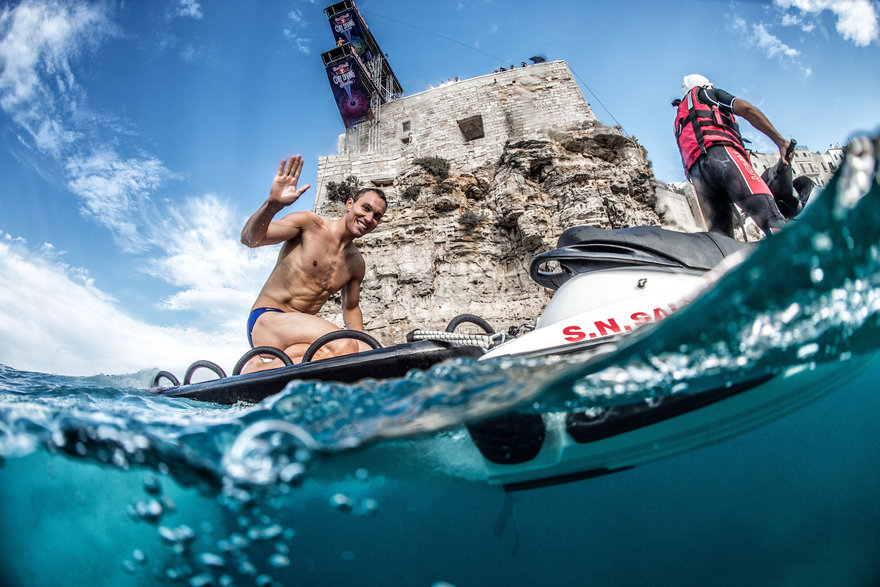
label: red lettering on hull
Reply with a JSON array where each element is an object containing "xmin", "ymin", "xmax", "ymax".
[{"xmin": 561, "ymin": 302, "xmax": 684, "ymax": 343}]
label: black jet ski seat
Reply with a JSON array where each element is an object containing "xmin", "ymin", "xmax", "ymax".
[{"xmin": 531, "ymin": 225, "xmax": 753, "ymax": 290}]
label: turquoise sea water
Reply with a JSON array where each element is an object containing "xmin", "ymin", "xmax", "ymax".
[{"xmin": 2, "ymin": 138, "xmax": 880, "ymax": 586}]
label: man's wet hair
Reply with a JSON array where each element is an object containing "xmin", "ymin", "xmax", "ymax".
[{"xmin": 352, "ymin": 187, "xmax": 387, "ymax": 206}]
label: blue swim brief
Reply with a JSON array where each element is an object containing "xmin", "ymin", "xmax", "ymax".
[{"xmin": 246, "ymin": 307, "xmax": 284, "ymax": 348}]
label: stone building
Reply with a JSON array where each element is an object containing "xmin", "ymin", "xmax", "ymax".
[
  {"xmin": 749, "ymin": 144, "xmax": 845, "ymax": 188},
  {"xmin": 314, "ymin": 60, "xmax": 704, "ymax": 343},
  {"xmin": 315, "ymin": 60, "xmax": 599, "ymax": 200}
]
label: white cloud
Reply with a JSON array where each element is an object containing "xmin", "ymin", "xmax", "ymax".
[
  {"xmin": 752, "ymin": 23, "xmax": 801, "ymax": 60},
  {"xmin": 0, "ymin": 233, "xmax": 245, "ymax": 376},
  {"xmin": 176, "ymin": 0, "xmax": 203, "ymax": 20},
  {"xmin": 148, "ymin": 194, "xmax": 277, "ymax": 331},
  {"xmin": 66, "ymin": 150, "xmax": 174, "ymax": 253},
  {"xmin": 283, "ymin": 5, "xmax": 312, "ymax": 53},
  {"xmin": 283, "ymin": 28, "xmax": 312, "ymax": 54},
  {"xmin": 774, "ymin": 0, "xmax": 879, "ymax": 46},
  {"xmin": 288, "ymin": 9, "xmax": 305, "ymax": 26},
  {"xmin": 0, "ymin": 0, "xmax": 116, "ymax": 156},
  {"xmin": 728, "ymin": 11, "xmax": 811, "ymax": 76},
  {"xmin": 0, "ymin": 0, "xmax": 170, "ymax": 247}
]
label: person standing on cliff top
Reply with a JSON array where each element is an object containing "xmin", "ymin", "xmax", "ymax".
[
  {"xmin": 673, "ymin": 74, "xmax": 794, "ymax": 237},
  {"xmin": 240, "ymin": 154, "xmax": 387, "ymax": 372}
]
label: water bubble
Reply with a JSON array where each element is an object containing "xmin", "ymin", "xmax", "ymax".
[
  {"xmin": 189, "ymin": 573, "xmax": 214, "ymax": 587},
  {"xmin": 341, "ymin": 550, "xmax": 355, "ymax": 561},
  {"xmin": 132, "ymin": 499, "xmax": 164, "ymax": 523},
  {"xmin": 279, "ymin": 462, "xmax": 307, "ymax": 483},
  {"xmin": 222, "ymin": 420, "xmax": 317, "ymax": 492},
  {"xmin": 811, "ymin": 232, "xmax": 832, "ymax": 252},
  {"xmin": 796, "ymin": 343, "xmax": 820, "ymax": 360},
  {"xmin": 158, "ymin": 524, "xmax": 196, "ymax": 549},
  {"xmin": 238, "ymin": 560, "xmax": 257, "ymax": 576},
  {"xmin": 432, "ymin": 583, "xmax": 457, "ymax": 587},
  {"xmin": 121, "ymin": 560, "xmax": 137, "ymax": 574},
  {"xmin": 256, "ymin": 574, "xmax": 275, "ymax": 586},
  {"xmin": 247, "ymin": 524, "xmax": 284, "ymax": 541},
  {"xmin": 330, "ymin": 493, "xmax": 353, "ymax": 513},
  {"xmin": 229, "ymin": 533, "xmax": 249, "ymax": 549},
  {"xmin": 268, "ymin": 553, "xmax": 290, "ymax": 568},
  {"xmin": 111, "ymin": 448, "xmax": 129, "ymax": 469},
  {"xmin": 354, "ymin": 498, "xmax": 379, "ymax": 518},
  {"xmin": 132, "ymin": 549, "xmax": 147, "ymax": 564},
  {"xmin": 143, "ymin": 473, "xmax": 162, "ymax": 495},
  {"xmin": 199, "ymin": 552, "xmax": 226, "ymax": 568},
  {"xmin": 810, "ymin": 267, "xmax": 825, "ymax": 284},
  {"xmin": 162, "ymin": 495, "xmax": 177, "ymax": 514},
  {"xmin": 50, "ymin": 431, "xmax": 65, "ymax": 448},
  {"xmin": 354, "ymin": 467, "xmax": 370, "ymax": 480}
]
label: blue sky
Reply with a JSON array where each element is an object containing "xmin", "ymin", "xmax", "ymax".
[{"xmin": 1, "ymin": 0, "xmax": 878, "ymax": 375}]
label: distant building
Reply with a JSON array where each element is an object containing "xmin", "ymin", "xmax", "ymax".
[{"xmin": 749, "ymin": 144, "xmax": 845, "ymax": 187}]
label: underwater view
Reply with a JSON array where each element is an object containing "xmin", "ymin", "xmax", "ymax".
[{"xmin": 1, "ymin": 138, "xmax": 879, "ymax": 586}]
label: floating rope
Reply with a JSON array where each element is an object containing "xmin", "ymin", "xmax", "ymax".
[{"xmin": 407, "ymin": 329, "xmax": 498, "ymax": 349}]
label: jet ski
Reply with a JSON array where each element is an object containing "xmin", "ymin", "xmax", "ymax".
[{"xmin": 480, "ymin": 225, "xmax": 749, "ymax": 360}]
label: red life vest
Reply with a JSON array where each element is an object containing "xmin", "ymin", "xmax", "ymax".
[{"xmin": 674, "ymin": 87, "xmax": 747, "ymax": 172}]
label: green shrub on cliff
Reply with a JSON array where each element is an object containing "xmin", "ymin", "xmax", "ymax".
[
  {"xmin": 325, "ymin": 175, "xmax": 360, "ymax": 203},
  {"xmin": 414, "ymin": 156, "xmax": 449, "ymax": 180}
]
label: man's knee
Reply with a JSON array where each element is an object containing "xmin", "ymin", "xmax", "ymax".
[{"xmin": 311, "ymin": 337, "xmax": 360, "ymax": 360}]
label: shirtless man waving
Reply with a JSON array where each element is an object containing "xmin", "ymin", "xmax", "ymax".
[{"xmin": 241, "ymin": 154, "xmax": 386, "ymax": 372}]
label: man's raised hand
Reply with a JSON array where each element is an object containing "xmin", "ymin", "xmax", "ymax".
[{"xmin": 270, "ymin": 155, "xmax": 311, "ymax": 206}]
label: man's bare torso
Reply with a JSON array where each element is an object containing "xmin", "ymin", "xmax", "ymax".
[{"xmin": 252, "ymin": 212, "xmax": 364, "ymax": 314}]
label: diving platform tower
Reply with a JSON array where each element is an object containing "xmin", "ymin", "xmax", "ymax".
[{"xmin": 320, "ymin": 1, "xmax": 403, "ymax": 152}]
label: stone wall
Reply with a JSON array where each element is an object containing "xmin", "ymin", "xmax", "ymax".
[{"xmin": 315, "ymin": 60, "xmax": 596, "ymax": 205}]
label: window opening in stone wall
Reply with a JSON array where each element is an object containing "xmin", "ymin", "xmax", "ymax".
[
  {"xmin": 457, "ymin": 114, "xmax": 485, "ymax": 142},
  {"xmin": 402, "ymin": 121, "xmax": 411, "ymax": 132}
]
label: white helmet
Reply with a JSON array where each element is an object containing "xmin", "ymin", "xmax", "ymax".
[{"xmin": 682, "ymin": 74, "xmax": 714, "ymax": 97}]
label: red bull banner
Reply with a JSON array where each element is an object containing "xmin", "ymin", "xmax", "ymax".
[
  {"xmin": 325, "ymin": 57, "xmax": 374, "ymax": 128},
  {"xmin": 329, "ymin": 9, "xmax": 373, "ymax": 62}
]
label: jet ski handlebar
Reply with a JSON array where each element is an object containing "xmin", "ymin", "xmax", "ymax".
[{"xmin": 530, "ymin": 246, "xmax": 682, "ymax": 290}]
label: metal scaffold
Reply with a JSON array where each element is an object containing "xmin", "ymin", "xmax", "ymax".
[{"xmin": 320, "ymin": 0, "xmax": 403, "ymax": 152}]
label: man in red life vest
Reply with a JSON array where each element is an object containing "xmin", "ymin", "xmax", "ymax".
[{"xmin": 674, "ymin": 74, "xmax": 794, "ymax": 237}]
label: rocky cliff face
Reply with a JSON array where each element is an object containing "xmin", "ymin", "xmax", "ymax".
[{"xmin": 318, "ymin": 122, "xmax": 664, "ymax": 343}]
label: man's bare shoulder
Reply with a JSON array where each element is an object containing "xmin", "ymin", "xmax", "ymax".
[{"xmin": 276, "ymin": 210, "xmax": 326, "ymax": 230}]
